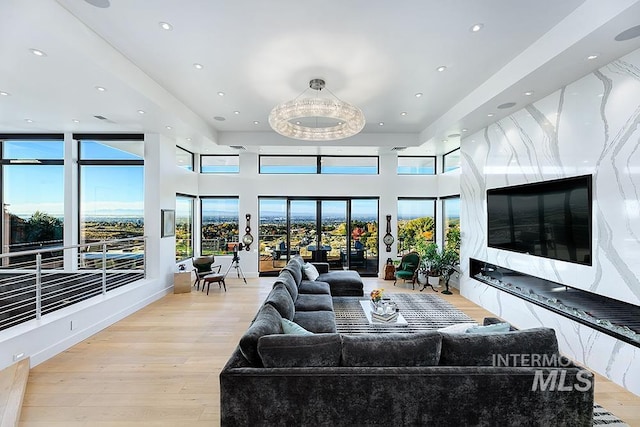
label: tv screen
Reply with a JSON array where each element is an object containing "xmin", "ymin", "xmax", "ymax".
[{"xmin": 487, "ymin": 175, "xmax": 592, "ymax": 265}]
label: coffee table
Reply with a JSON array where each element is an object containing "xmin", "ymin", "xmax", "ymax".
[{"xmin": 358, "ymin": 300, "xmax": 408, "ymax": 326}]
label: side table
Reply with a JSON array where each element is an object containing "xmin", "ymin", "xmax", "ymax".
[{"xmin": 174, "ymin": 271, "xmax": 193, "ymax": 294}]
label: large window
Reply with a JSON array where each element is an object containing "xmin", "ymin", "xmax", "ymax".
[
  {"xmin": 1, "ymin": 136, "xmax": 64, "ymax": 258},
  {"xmin": 176, "ymin": 194, "xmax": 195, "ymax": 261},
  {"xmin": 259, "ymin": 155, "xmax": 378, "ymax": 174},
  {"xmin": 176, "ymin": 146, "xmax": 194, "ymax": 171},
  {"xmin": 397, "ymin": 156, "xmax": 436, "ymax": 175},
  {"xmin": 78, "ymin": 136, "xmax": 144, "ymax": 245},
  {"xmin": 397, "ymin": 198, "xmax": 436, "ymax": 254},
  {"xmin": 201, "ymin": 197, "xmax": 239, "ymax": 255},
  {"xmin": 443, "ymin": 148, "xmax": 461, "ymax": 172},
  {"xmin": 442, "ymin": 196, "xmax": 460, "ymax": 250},
  {"xmin": 201, "ymin": 155, "xmax": 239, "ymax": 173}
]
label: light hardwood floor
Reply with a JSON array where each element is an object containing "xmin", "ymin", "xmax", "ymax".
[{"xmin": 18, "ymin": 277, "xmax": 640, "ymax": 426}]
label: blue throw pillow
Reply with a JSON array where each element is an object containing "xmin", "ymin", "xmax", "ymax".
[
  {"xmin": 465, "ymin": 322, "xmax": 510, "ymax": 334},
  {"xmin": 281, "ymin": 318, "xmax": 313, "ymax": 335}
]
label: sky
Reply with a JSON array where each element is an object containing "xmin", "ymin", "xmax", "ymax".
[{"xmin": 3, "ymin": 140, "xmax": 144, "ymax": 219}]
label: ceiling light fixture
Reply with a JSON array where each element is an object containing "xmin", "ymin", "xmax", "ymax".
[
  {"xmin": 30, "ymin": 48, "xmax": 46, "ymax": 57},
  {"xmin": 436, "ymin": 66, "xmax": 447, "ymax": 72},
  {"xmin": 587, "ymin": 54, "xmax": 598, "ymax": 60},
  {"xmin": 268, "ymin": 78, "xmax": 365, "ymax": 141},
  {"xmin": 415, "ymin": 92, "xmax": 423, "ymax": 98},
  {"xmin": 524, "ymin": 90, "xmax": 534, "ymax": 96},
  {"xmin": 95, "ymin": 86, "xmax": 106, "ymax": 92},
  {"xmin": 137, "ymin": 109, "xmax": 145, "ymax": 114},
  {"xmin": 159, "ymin": 22, "xmax": 173, "ymax": 31},
  {"xmin": 470, "ymin": 23, "xmax": 484, "ymax": 32},
  {"xmin": 193, "ymin": 63, "xmax": 204, "ymax": 70},
  {"xmin": 0, "ymin": 91, "xmax": 10, "ymax": 96},
  {"xmin": 400, "ymin": 112, "xmax": 407, "ymax": 116},
  {"xmin": 217, "ymin": 91, "xmax": 225, "ymax": 97}
]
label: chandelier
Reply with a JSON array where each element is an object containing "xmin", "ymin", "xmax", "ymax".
[{"xmin": 268, "ymin": 79, "xmax": 366, "ymax": 141}]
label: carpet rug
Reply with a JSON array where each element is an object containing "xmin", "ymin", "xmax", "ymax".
[
  {"xmin": 333, "ymin": 292, "xmax": 474, "ymax": 334},
  {"xmin": 333, "ymin": 293, "xmax": 629, "ymax": 426}
]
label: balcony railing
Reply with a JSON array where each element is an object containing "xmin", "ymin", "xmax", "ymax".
[{"xmin": 0, "ymin": 237, "xmax": 146, "ymax": 332}]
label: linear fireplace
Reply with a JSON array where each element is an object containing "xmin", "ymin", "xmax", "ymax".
[{"xmin": 470, "ymin": 258, "xmax": 640, "ymax": 348}]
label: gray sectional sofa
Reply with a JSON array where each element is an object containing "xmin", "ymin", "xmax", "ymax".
[{"xmin": 220, "ymin": 257, "xmax": 594, "ymax": 426}]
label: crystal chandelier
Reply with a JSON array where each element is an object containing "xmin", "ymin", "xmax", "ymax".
[{"xmin": 268, "ymin": 79, "xmax": 365, "ymax": 141}]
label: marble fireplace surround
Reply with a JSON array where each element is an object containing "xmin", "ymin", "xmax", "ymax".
[{"xmin": 470, "ymin": 258, "xmax": 640, "ymax": 348}]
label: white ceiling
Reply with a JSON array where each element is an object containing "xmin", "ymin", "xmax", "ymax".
[{"xmin": 1, "ymin": 0, "xmax": 640, "ymax": 155}]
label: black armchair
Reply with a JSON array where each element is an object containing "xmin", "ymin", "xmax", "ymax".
[{"xmin": 192, "ymin": 255, "xmax": 222, "ymax": 289}]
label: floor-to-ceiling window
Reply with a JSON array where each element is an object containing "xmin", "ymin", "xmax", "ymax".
[
  {"xmin": 78, "ymin": 136, "xmax": 144, "ymax": 245},
  {"xmin": 175, "ymin": 194, "xmax": 195, "ymax": 261},
  {"xmin": 442, "ymin": 195, "xmax": 460, "ymax": 250},
  {"xmin": 397, "ymin": 198, "xmax": 436, "ymax": 255},
  {"xmin": 1, "ymin": 136, "xmax": 64, "ymax": 265},
  {"xmin": 258, "ymin": 197, "xmax": 379, "ymax": 275},
  {"xmin": 200, "ymin": 197, "xmax": 239, "ymax": 255}
]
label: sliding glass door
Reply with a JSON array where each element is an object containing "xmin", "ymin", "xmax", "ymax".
[{"xmin": 258, "ymin": 197, "xmax": 378, "ymax": 275}]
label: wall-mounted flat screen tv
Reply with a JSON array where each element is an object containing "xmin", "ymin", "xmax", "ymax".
[{"xmin": 487, "ymin": 175, "xmax": 592, "ymax": 265}]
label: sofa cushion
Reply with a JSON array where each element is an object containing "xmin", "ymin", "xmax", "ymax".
[
  {"xmin": 439, "ymin": 327, "xmax": 560, "ymax": 366},
  {"xmin": 294, "ymin": 293, "xmax": 334, "ymax": 312},
  {"xmin": 276, "ymin": 270, "xmax": 299, "ymax": 301},
  {"xmin": 257, "ymin": 333, "xmax": 342, "ymax": 368},
  {"xmin": 341, "ymin": 332, "xmax": 442, "ymax": 367},
  {"xmin": 281, "ymin": 318, "xmax": 313, "ymax": 335},
  {"xmin": 317, "ymin": 270, "xmax": 364, "ymax": 296},
  {"xmin": 264, "ymin": 283, "xmax": 295, "ymax": 320},
  {"xmin": 302, "ymin": 262, "xmax": 320, "ymax": 281},
  {"xmin": 437, "ymin": 322, "xmax": 478, "ymax": 334},
  {"xmin": 281, "ymin": 264, "xmax": 302, "ymax": 286},
  {"xmin": 298, "ymin": 279, "xmax": 331, "ymax": 295},
  {"xmin": 238, "ymin": 304, "xmax": 283, "ymax": 366},
  {"xmin": 293, "ymin": 310, "xmax": 337, "ymax": 333}
]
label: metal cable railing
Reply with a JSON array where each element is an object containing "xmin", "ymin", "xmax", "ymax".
[{"xmin": 0, "ymin": 237, "xmax": 146, "ymax": 331}]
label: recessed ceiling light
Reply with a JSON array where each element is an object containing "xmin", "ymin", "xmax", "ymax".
[
  {"xmin": 193, "ymin": 63, "xmax": 203, "ymax": 70},
  {"xmin": 524, "ymin": 90, "xmax": 534, "ymax": 96},
  {"xmin": 30, "ymin": 48, "xmax": 46, "ymax": 57},
  {"xmin": 436, "ymin": 66, "xmax": 447, "ymax": 72},
  {"xmin": 72, "ymin": 119, "xmax": 80, "ymax": 123},
  {"xmin": 0, "ymin": 91, "xmax": 10, "ymax": 96},
  {"xmin": 253, "ymin": 121, "xmax": 260, "ymax": 125},
  {"xmin": 95, "ymin": 86, "xmax": 106, "ymax": 92},
  {"xmin": 487, "ymin": 113, "xmax": 494, "ymax": 117},
  {"xmin": 378, "ymin": 122, "xmax": 384, "ymax": 126},
  {"xmin": 295, "ymin": 121, "xmax": 301, "ymax": 125},
  {"xmin": 587, "ymin": 54, "xmax": 598, "ymax": 60},
  {"xmin": 615, "ymin": 24, "xmax": 640, "ymax": 41},
  {"xmin": 217, "ymin": 91, "xmax": 225, "ymax": 97},
  {"xmin": 415, "ymin": 92, "xmax": 423, "ymax": 98},
  {"xmin": 400, "ymin": 112, "xmax": 407, "ymax": 116},
  {"xmin": 25, "ymin": 119, "xmax": 33, "ymax": 123},
  {"xmin": 447, "ymin": 133, "xmax": 461, "ymax": 138},
  {"xmin": 165, "ymin": 125, "xmax": 172, "ymax": 130},
  {"xmin": 461, "ymin": 128, "xmax": 468, "ymax": 132},
  {"xmin": 159, "ymin": 22, "xmax": 173, "ymax": 31},
  {"xmin": 214, "ymin": 116, "xmax": 226, "ymax": 121},
  {"xmin": 137, "ymin": 109, "xmax": 145, "ymax": 114},
  {"xmin": 470, "ymin": 23, "xmax": 484, "ymax": 32},
  {"xmin": 186, "ymin": 137, "xmax": 192, "ymax": 141},
  {"xmin": 233, "ymin": 111, "xmax": 240, "ymax": 115}
]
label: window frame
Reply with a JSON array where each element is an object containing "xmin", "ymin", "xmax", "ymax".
[
  {"xmin": 443, "ymin": 147, "xmax": 461, "ymax": 173},
  {"xmin": 397, "ymin": 155, "xmax": 437, "ymax": 175},
  {"xmin": 200, "ymin": 154, "xmax": 240, "ymax": 174},
  {"xmin": 176, "ymin": 146, "xmax": 194, "ymax": 171},
  {"xmin": 259, "ymin": 155, "xmax": 379, "ymax": 175}
]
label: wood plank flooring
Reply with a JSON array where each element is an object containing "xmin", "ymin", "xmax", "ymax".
[{"xmin": 18, "ymin": 277, "xmax": 640, "ymax": 426}]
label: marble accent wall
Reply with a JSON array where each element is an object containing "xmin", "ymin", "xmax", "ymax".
[{"xmin": 460, "ymin": 47, "xmax": 640, "ymax": 396}]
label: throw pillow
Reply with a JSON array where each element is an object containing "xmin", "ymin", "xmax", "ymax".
[
  {"xmin": 258, "ymin": 333, "xmax": 342, "ymax": 368},
  {"xmin": 465, "ymin": 322, "xmax": 510, "ymax": 334},
  {"xmin": 238, "ymin": 304, "xmax": 283, "ymax": 366},
  {"xmin": 437, "ymin": 322, "xmax": 478, "ymax": 334},
  {"xmin": 303, "ymin": 263, "xmax": 320, "ymax": 281},
  {"xmin": 281, "ymin": 318, "xmax": 313, "ymax": 335},
  {"xmin": 341, "ymin": 332, "xmax": 442, "ymax": 367}
]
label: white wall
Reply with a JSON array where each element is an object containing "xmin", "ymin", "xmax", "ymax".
[{"xmin": 460, "ymin": 47, "xmax": 640, "ymax": 396}]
